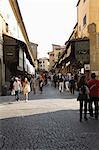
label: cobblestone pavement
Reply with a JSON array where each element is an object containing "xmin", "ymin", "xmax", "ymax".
[{"xmin": 0, "ymin": 85, "xmax": 99, "ymax": 150}]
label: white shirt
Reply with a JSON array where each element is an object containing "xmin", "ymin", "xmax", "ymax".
[{"xmin": 13, "ymin": 81, "xmax": 21, "ymax": 91}]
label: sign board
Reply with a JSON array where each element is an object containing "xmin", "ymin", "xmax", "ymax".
[
  {"xmin": 84, "ymin": 64, "xmax": 90, "ymax": 70},
  {"xmin": 75, "ymin": 40, "xmax": 90, "ymax": 64},
  {"xmin": 3, "ymin": 35, "xmax": 18, "ymax": 63}
]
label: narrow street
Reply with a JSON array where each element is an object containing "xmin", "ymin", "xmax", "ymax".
[
  {"xmin": 0, "ymin": 0, "xmax": 99, "ymax": 149},
  {"xmin": 0, "ymin": 85, "xmax": 99, "ymax": 150}
]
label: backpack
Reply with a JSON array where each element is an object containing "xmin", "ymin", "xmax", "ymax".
[
  {"xmin": 80, "ymin": 85, "xmax": 86, "ymax": 94},
  {"xmin": 77, "ymin": 85, "xmax": 89, "ymax": 101}
]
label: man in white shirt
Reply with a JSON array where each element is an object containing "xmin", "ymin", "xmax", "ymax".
[{"xmin": 13, "ymin": 77, "xmax": 21, "ymax": 101}]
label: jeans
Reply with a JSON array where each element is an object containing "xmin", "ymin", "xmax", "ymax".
[
  {"xmin": 15, "ymin": 91, "xmax": 19, "ymax": 101},
  {"xmin": 89, "ymin": 97, "xmax": 98, "ymax": 119},
  {"xmin": 80, "ymin": 100, "xmax": 87, "ymax": 120},
  {"xmin": 59, "ymin": 82, "xmax": 64, "ymax": 92},
  {"xmin": 70, "ymin": 85, "xmax": 75, "ymax": 94}
]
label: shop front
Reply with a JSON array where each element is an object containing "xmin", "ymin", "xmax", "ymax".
[
  {"xmin": 3, "ymin": 34, "xmax": 34, "ymax": 83},
  {"xmin": 56, "ymin": 38, "xmax": 90, "ymax": 79}
]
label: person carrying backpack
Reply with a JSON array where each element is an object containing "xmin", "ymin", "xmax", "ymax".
[{"xmin": 77, "ymin": 75, "xmax": 89, "ymax": 122}]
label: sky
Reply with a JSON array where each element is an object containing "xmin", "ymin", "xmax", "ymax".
[{"xmin": 18, "ymin": 0, "xmax": 78, "ymax": 58}]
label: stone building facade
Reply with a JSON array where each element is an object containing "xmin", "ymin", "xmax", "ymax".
[
  {"xmin": 77, "ymin": 0, "xmax": 99, "ymax": 77},
  {"xmin": 38, "ymin": 57, "xmax": 49, "ymax": 72}
]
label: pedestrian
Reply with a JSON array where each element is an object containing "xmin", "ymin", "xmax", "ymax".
[
  {"xmin": 39, "ymin": 79, "xmax": 43, "ymax": 94},
  {"xmin": 58, "ymin": 73, "xmax": 64, "ymax": 92},
  {"xmin": 69, "ymin": 76, "xmax": 75, "ymax": 94},
  {"xmin": 53, "ymin": 74, "xmax": 57, "ymax": 88},
  {"xmin": 64, "ymin": 74, "xmax": 69, "ymax": 91},
  {"xmin": 10, "ymin": 76, "xmax": 15, "ymax": 95},
  {"xmin": 77, "ymin": 75, "xmax": 89, "ymax": 122},
  {"xmin": 87, "ymin": 73, "xmax": 99, "ymax": 120},
  {"xmin": 50, "ymin": 74, "xmax": 54, "ymax": 86},
  {"xmin": 23, "ymin": 78, "xmax": 30, "ymax": 102},
  {"xmin": 13, "ymin": 77, "xmax": 22, "ymax": 101},
  {"xmin": 31, "ymin": 75, "xmax": 37, "ymax": 94}
]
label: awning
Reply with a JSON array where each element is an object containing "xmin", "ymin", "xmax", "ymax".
[{"xmin": 3, "ymin": 34, "xmax": 34, "ymax": 66}]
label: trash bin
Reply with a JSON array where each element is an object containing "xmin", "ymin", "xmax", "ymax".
[{"xmin": 2, "ymin": 85, "xmax": 7, "ymax": 96}]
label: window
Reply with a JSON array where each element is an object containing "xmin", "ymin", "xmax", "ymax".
[
  {"xmin": 83, "ymin": 15, "xmax": 86, "ymax": 26},
  {"xmin": 5, "ymin": 23, "xmax": 8, "ymax": 32},
  {"xmin": 50, "ymin": 54, "xmax": 54, "ymax": 57}
]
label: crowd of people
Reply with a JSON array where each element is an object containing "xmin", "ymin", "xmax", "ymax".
[
  {"xmin": 47, "ymin": 72, "xmax": 99, "ymax": 122},
  {"xmin": 9, "ymin": 72, "xmax": 99, "ymax": 121},
  {"xmin": 49, "ymin": 73, "xmax": 77, "ymax": 94},
  {"xmin": 9, "ymin": 73, "xmax": 47, "ymax": 102}
]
